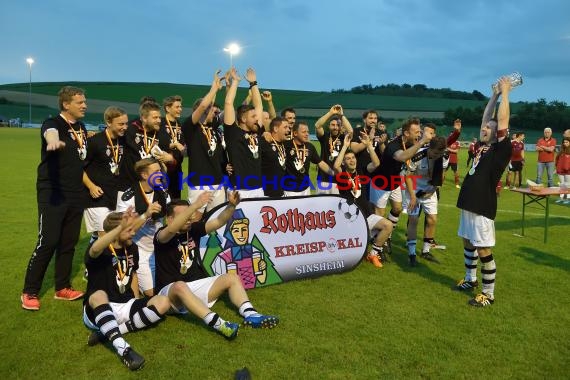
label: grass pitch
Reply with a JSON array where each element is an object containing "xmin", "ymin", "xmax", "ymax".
[{"xmin": 1, "ymin": 128, "xmax": 569, "ymax": 379}]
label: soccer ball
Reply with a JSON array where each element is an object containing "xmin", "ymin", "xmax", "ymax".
[{"xmin": 338, "ymin": 199, "xmax": 360, "ymax": 222}]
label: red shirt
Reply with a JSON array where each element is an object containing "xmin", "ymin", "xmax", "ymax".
[
  {"xmin": 448, "ymin": 141, "xmax": 460, "ymax": 164},
  {"xmin": 537, "ymin": 137, "xmax": 556, "ymax": 162},
  {"xmin": 510, "ymin": 140, "xmax": 524, "ymax": 161},
  {"xmin": 556, "ymin": 152, "xmax": 570, "ymax": 174},
  {"xmin": 468, "ymin": 142, "xmax": 476, "ymax": 154}
]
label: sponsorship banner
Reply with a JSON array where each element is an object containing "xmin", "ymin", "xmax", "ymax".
[{"xmin": 199, "ymin": 195, "xmax": 369, "ymax": 289}]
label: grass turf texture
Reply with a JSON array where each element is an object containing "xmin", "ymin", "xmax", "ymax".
[{"xmin": 1, "ymin": 128, "xmax": 569, "ymax": 378}]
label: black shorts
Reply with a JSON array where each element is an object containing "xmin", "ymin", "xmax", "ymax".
[{"xmin": 509, "ymin": 161, "xmax": 523, "ymax": 172}]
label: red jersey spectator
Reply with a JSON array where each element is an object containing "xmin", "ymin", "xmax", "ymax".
[
  {"xmin": 506, "ymin": 133, "xmax": 525, "ymax": 188},
  {"xmin": 536, "ymin": 128, "xmax": 557, "ymax": 187},
  {"xmin": 555, "ymin": 137, "xmax": 570, "ymax": 203}
]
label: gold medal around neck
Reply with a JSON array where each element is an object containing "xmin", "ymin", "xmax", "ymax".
[
  {"xmin": 119, "ymin": 284, "xmax": 126, "ymax": 294},
  {"xmin": 180, "ymin": 265, "xmax": 188, "ymax": 275}
]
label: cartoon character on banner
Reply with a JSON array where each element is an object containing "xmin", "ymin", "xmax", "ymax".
[{"xmin": 203, "ymin": 209, "xmax": 282, "ymax": 289}]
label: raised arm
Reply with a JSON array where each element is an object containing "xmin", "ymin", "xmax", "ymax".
[
  {"xmin": 262, "ymin": 91, "xmax": 277, "ymax": 119},
  {"xmin": 393, "ymin": 129, "xmax": 434, "ymax": 162},
  {"xmin": 205, "ymin": 190, "xmax": 241, "ymax": 233},
  {"xmin": 333, "ymin": 133, "xmax": 352, "ymax": 173},
  {"xmin": 315, "ymin": 105, "xmax": 341, "ymax": 138},
  {"xmin": 481, "ymin": 90, "xmax": 500, "ymax": 129},
  {"xmin": 362, "ymin": 132, "xmax": 380, "ymax": 172},
  {"xmin": 156, "ymin": 192, "xmax": 212, "ymax": 243},
  {"xmin": 223, "ymin": 67, "xmax": 240, "ymax": 126},
  {"xmin": 245, "ymin": 68, "xmax": 263, "ymax": 127},
  {"xmin": 340, "ymin": 106, "xmax": 353, "ymax": 136},
  {"xmin": 496, "ymin": 77, "xmax": 512, "ymax": 143},
  {"xmin": 89, "ymin": 208, "xmax": 137, "ymax": 258},
  {"xmin": 192, "ymin": 70, "xmax": 223, "ymax": 125}
]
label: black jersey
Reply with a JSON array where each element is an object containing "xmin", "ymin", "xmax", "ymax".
[
  {"xmin": 84, "ymin": 243, "xmax": 139, "ymax": 304},
  {"xmin": 120, "ymin": 121, "xmax": 172, "ymax": 189},
  {"xmin": 284, "ymin": 140, "xmax": 321, "ymax": 192},
  {"xmin": 457, "ymin": 138, "xmax": 512, "ymax": 220},
  {"xmin": 318, "ymin": 131, "xmax": 344, "ymax": 182},
  {"xmin": 84, "ymin": 131, "xmax": 125, "ymax": 209},
  {"xmin": 37, "ymin": 115, "xmax": 87, "ymax": 204},
  {"xmin": 224, "ymin": 124, "xmax": 262, "ymax": 189},
  {"xmin": 161, "ymin": 118, "xmax": 185, "ymax": 169},
  {"xmin": 260, "ymin": 137, "xmax": 287, "ymax": 197},
  {"xmin": 154, "ymin": 222, "xmax": 208, "ymax": 292},
  {"xmin": 337, "ymin": 170, "xmax": 374, "ymax": 218},
  {"xmin": 351, "ymin": 126, "xmax": 387, "ymax": 176},
  {"xmin": 181, "ymin": 119, "xmax": 226, "ymax": 185},
  {"xmin": 371, "ymin": 135, "xmax": 406, "ymax": 191}
]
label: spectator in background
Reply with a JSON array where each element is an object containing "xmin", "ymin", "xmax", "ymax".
[
  {"xmin": 535, "ymin": 127, "xmax": 557, "ymax": 187},
  {"xmin": 466, "ymin": 137, "xmax": 478, "ymax": 167},
  {"xmin": 506, "ymin": 132, "xmax": 525, "ymax": 189},
  {"xmin": 555, "ymin": 137, "xmax": 570, "ymax": 204},
  {"xmin": 564, "ymin": 129, "xmax": 570, "ymax": 139}
]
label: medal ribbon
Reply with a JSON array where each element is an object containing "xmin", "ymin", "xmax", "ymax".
[
  {"xmin": 61, "ymin": 115, "xmax": 85, "ymax": 149},
  {"xmin": 138, "ymin": 182, "xmax": 152, "ymax": 207},
  {"xmin": 270, "ymin": 135, "xmax": 285, "ymax": 164},
  {"xmin": 109, "ymin": 244, "xmax": 129, "ymax": 282},
  {"xmin": 142, "ymin": 129, "xmax": 156, "ymax": 154},
  {"xmin": 180, "ymin": 232, "xmax": 190, "ymax": 264},
  {"xmin": 470, "ymin": 144, "xmax": 488, "ymax": 174},
  {"xmin": 200, "ymin": 124, "xmax": 216, "ymax": 150},
  {"xmin": 105, "ymin": 129, "xmax": 119, "ymax": 165},
  {"xmin": 294, "ymin": 142, "xmax": 307, "ymax": 165},
  {"xmin": 328, "ymin": 134, "xmax": 340, "ymax": 157},
  {"xmin": 165, "ymin": 118, "xmax": 179, "ymax": 143}
]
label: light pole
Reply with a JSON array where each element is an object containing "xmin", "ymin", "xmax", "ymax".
[
  {"xmin": 223, "ymin": 43, "xmax": 240, "ymax": 67},
  {"xmin": 26, "ymin": 57, "xmax": 34, "ymax": 127}
]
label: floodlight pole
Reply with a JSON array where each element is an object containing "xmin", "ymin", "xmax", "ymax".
[{"xmin": 26, "ymin": 58, "xmax": 34, "ymax": 126}]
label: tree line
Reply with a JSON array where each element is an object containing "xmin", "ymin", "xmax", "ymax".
[
  {"xmin": 333, "ymin": 84, "xmax": 569, "ymax": 131},
  {"xmin": 444, "ymin": 99, "xmax": 570, "ymax": 131},
  {"xmin": 332, "ymin": 83, "xmax": 487, "ymax": 101}
]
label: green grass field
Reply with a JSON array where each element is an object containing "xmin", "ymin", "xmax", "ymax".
[{"xmin": 1, "ymin": 128, "xmax": 569, "ymax": 379}]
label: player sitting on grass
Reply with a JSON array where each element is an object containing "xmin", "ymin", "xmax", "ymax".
[
  {"xmin": 83, "ymin": 208, "xmax": 171, "ymax": 370},
  {"xmin": 153, "ymin": 190, "xmax": 279, "ymax": 340}
]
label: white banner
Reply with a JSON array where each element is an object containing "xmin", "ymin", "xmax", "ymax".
[{"xmin": 199, "ymin": 195, "xmax": 369, "ymax": 289}]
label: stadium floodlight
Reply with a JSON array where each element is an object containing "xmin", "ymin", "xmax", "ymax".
[
  {"xmin": 26, "ymin": 57, "xmax": 34, "ymax": 127},
  {"xmin": 223, "ymin": 43, "xmax": 241, "ymax": 67}
]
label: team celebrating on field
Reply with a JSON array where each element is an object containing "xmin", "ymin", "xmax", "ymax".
[{"xmin": 20, "ymin": 69, "xmax": 570, "ymax": 370}]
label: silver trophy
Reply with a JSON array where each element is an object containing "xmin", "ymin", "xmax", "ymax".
[{"xmin": 492, "ymin": 72, "xmax": 523, "ymax": 92}]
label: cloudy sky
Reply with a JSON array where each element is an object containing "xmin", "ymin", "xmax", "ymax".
[{"xmin": 1, "ymin": 0, "xmax": 569, "ymax": 103}]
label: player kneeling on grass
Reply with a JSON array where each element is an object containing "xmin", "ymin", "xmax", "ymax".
[
  {"xmin": 153, "ymin": 190, "xmax": 279, "ymax": 340},
  {"xmin": 334, "ymin": 133, "xmax": 393, "ymax": 268},
  {"xmin": 83, "ymin": 208, "xmax": 171, "ymax": 370}
]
